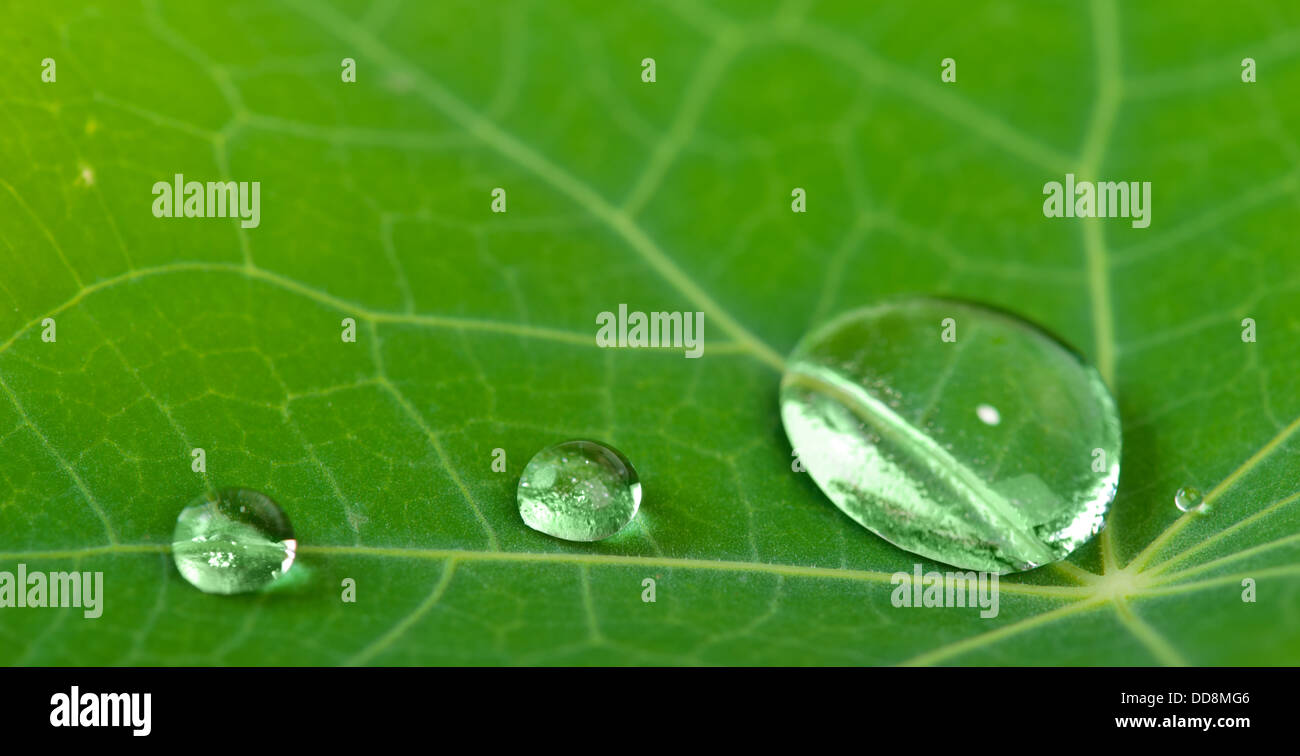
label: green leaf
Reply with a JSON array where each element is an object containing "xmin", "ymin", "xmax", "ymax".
[{"xmin": 1, "ymin": 0, "xmax": 1298, "ymax": 665}]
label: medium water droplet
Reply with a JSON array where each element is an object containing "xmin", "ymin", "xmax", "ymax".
[
  {"xmin": 172, "ymin": 488, "xmax": 297, "ymax": 594},
  {"xmin": 518, "ymin": 440, "xmax": 641, "ymax": 541},
  {"xmin": 1175, "ymin": 486, "xmax": 1207, "ymax": 513},
  {"xmin": 780, "ymin": 298, "xmax": 1121, "ymax": 574}
]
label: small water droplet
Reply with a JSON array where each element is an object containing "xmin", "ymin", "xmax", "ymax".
[
  {"xmin": 1175, "ymin": 486, "xmax": 1207, "ymax": 513},
  {"xmin": 172, "ymin": 488, "xmax": 297, "ymax": 594},
  {"xmin": 517, "ymin": 440, "xmax": 641, "ymax": 541},
  {"xmin": 780, "ymin": 298, "xmax": 1121, "ymax": 574}
]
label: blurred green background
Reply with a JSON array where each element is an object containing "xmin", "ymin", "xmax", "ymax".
[{"xmin": 0, "ymin": 0, "xmax": 1297, "ymax": 665}]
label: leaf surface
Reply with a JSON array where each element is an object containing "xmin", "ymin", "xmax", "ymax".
[{"xmin": 1, "ymin": 0, "xmax": 1298, "ymax": 665}]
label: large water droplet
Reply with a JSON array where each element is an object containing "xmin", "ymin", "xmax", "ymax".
[
  {"xmin": 780, "ymin": 298, "xmax": 1121, "ymax": 574},
  {"xmin": 518, "ymin": 440, "xmax": 641, "ymax": 541},
  {"xmin": 172, "ymin": 488, "xmax": 297, "ymax": 594},
  {"xmin": 1174, "ymin": 486, "xmax": 1207, "ymax": 513}
]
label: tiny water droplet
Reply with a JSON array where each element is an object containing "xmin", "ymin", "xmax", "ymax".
[
  {"xmin": 780, "ymin": 298, "xmax": 1121, "ymax": 574},
  {"xmin": 1175, "ymin": 486, "xmax": 1207, "ymax": 513},
  {"xmin": 172, "ymin": 488, "xmax": 297, "ymax": 594},
  {"xmin": 517, "ymin": 440, "xmax": 641, "ymax": 541}
]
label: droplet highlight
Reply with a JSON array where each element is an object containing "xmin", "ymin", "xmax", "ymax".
[
  {"xmin": 172, "ymin": 487, "xmax": 297, "ymax": 594},
  {"xmin": 1175, "ymin": 486, "xmax": 1207, "ymax": 513},
  {"xmin": 518, "ymin": 440, "xmax": 641, "ymax": 541},
  {"xmin": 780, "ymin": 298, "xmax": 1121, "ymax": 574}
]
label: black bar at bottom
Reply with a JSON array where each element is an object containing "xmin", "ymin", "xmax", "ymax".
[{"xmin": 0, "ymin": 666, "xmax": 1288, "ymax": 743}]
